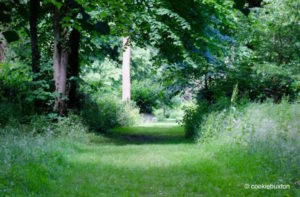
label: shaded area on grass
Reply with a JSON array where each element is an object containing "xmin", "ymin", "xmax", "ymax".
[{"xmin": 107, "ymin": 123, "xmax": 193, "ymax": 145}]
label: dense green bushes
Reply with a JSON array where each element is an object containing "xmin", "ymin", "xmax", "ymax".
[
  {"xmin": 0, "ymin": 62, "xmax": 33, "ymax": 124},
  {"xmin": 131, "ymin": 80, "xmax": 160, "ymax": 113},
  {"xmin": 0, "ymin": 62, "xmax": 31, "ymax": 99},
  {"xmin": 0, "ymin": 62, "xmax": 53, "ymax": 120},
  {"xmin": 182, "ymin": 101, "xmax": 208, "ymax": 138},
  {"xmin": 0, "ymin": 62, "xmax": 140, "ymax": 132},
  {"xmin": 205, "ymin": 63, "xmax": 300, "ymax": 104},
  {"xmin": 0, "ymin": 62, "xmax": 53, "ymax": 103},
  {"xmin": 80, "ymin": 95, "xmax": 141, "ymax": 132}
]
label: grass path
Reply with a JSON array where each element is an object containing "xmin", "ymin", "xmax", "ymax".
[{"xmin": 42, "ymin": 122, "xmax": 297, "ymax": 196}]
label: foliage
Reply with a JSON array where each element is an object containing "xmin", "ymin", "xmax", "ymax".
[
  {"xmin": 131, "ymin": 80, "xmax": 160, "ymax": 113},
  {"xmin": 0, "ymin": 62, "xmax": 31, "ymax": 101},
  {"xmin": 230, "ymin": 0, "xmax": 300, "ymax": 102},
  {"xmin": 182, "ymin": 101, "xmax": 209, "ymax": 138},
  {"xmin": 164, "ymin": 0, "xmax": 300, "ymax": 106},
  {"xmin": 0, "ymin": 62, "xmax": 54, "ymax": 122},
  {"xmin": 0, "ymin": 0, "xmax": 299, "ymax": 194},
  {"xmin": 152, "ymin": 96, "xmax": 185, "ymax": 121},
  {"xmin": 80, "ymin": 95, "xmax": 141, "ymax": 133},
  {"xmin": 80, "ymin": 57, "xmax": 121, "ymax": 94},
  {"xmin": 0, "ymin": 62, "xmax": 34, "ymax": 124},
  {"xmin": 152, "ymin": 108, "xmax": 166, "ymax": 121},
  {"xmin": 248, "ymin": 0, "xmax": 300, "ymax": 65}
]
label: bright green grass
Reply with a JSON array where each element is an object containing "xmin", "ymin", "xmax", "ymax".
[{"xmin": 0, "ymin": 122, "xmax": 298, "ymax": 196}]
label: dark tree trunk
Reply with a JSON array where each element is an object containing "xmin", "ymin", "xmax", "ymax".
[
  {"xmin": 203, "ymin": 68, "xmax": 212, "ymax": 103},
  {"xmin": 30, "ymin": 0, "xmax": 40, "ymax": 74},
  {"xmin": 68, "ymin": 28, "xmax": 80, "ymax": 108},
  {"xmin": 53, "ymin": 6, "xmax": 68, "ymax": 115}
]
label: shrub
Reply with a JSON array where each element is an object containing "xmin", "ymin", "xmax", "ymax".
[
  {"xmin": 169, "ymin": 109, "xmax": 184, "ymax": 120},
  {"xmin": 0, "ymin": 62, "xmax": 31, "ymax": 101},
  {"xmin": 80, "ymin": 95, "xmax": 141, "ymax": 133},
  {"xmin": 182, "ymin": 101, "xmax": 209, "ymax": 139},
  {"xmin": 0, "ymin": 62, "xmax": 53, "ymax": 126},
  {"xmin": 153, "ymin": 109, "xmax": 166, "ymax": 121},
  {"xmin": 131, "ymin": 80, "xmax": 160, "ymax": 113},
  {"xmin": 117, "ymin": 101, "xmax": 141, "ymax": 126}
]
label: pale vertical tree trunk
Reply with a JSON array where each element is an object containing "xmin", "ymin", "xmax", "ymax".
[
  {"xmin": 122, "ymin": 37, "xmax": 131, "ymax": 101},
  {"xmin": 53, "ymin": 7, "xmax": 68, "ymax": 115}
]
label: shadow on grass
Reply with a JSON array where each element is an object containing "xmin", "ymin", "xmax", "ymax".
[{"xmin": 104, "ymin": 126, "xmax": 193, "ymax": 145}]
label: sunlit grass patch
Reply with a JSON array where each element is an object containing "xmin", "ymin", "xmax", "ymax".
[{"xmin": 111, "ymin": 121, "xmax": 183, "ymax": 137}]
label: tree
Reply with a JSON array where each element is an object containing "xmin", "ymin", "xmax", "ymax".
[
  {"xmin": 0, "ymin": 33, "xmax": 7, "ymax": 62},
  {"xmin": 68, "ymin": 28, "xmax": 80, "ymax": 108},
  {"xmin": 122, "ymin": 37, "xmax": 131, "ymax": 101},
  {"xmin": 247, "ymin": 0, "xmax": 300, "ymax": 102},
  {"xmin": 53, "ymin": 5, "xmax": 69, "ymax": 115},
  {"xmin": 29, "ymin": 0, "xmax": 40, "ymax": 74},
  {"xmin": 0, "ymin": 1, "xmax": 21, "ymax": 62},
  {"xmin": 51, "ymin": 0, "xmax": 111, "ymax": 114}
]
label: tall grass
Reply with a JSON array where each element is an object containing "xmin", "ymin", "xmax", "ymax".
[
  {"xmin": 0, "ymin": 101, "xmax": 299, "ymax": 196},
  {"xmin": 196, "ymin": 100, "xmax": 300, "ymax": 190},
  {"xmin": 0, "ymin": 114, "xmax": 93, "ymax": 195}
]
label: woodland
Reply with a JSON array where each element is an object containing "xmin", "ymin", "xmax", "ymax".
[{"xmin": 0, "ymin": 0, "xmax": 299, "ymax": 196}]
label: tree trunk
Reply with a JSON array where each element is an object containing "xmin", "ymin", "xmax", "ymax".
[
  {"xmin": 122, "ymin": 37, "xmax": 131, "ymax": 101},
  {"xmin": 0, "ymin": 32, "xmax": 6, "ymax": 62},
  {"xmin": 53, "ymin": 7, "xmax": 68, "ymax": 115},
  {"xmin": 68, "ymin": 28, "xmax": 80, "ymax": 108},
  {"xmin": 203, "ymin": 66, "xmax": 212, "ymax": 102},
  {"xmin": 30, "ymin": 0, "xmax": 40, "ymax": 74}
]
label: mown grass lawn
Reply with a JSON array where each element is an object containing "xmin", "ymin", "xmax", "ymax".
[{"xmin": 1, "ymin": 122, "xmax": 298, "ymax": 196}]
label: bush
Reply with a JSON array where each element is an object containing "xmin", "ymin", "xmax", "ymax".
[
  {"xmin": 0, "ymin": 62, "xmax": 31, "ymax": 100},
  {"xmin": 169, "ymin": 109, "xmax": 184, "ymax": 120},
  {"xmin": 131, "ymin": 80, "xmax": 160, "ymax": 113},
  {"xmin": 204, "ymin": 62, "xmax": 300, "ymax": 104},
  {"xmin": 117, "ymin": 101, "xmax": 141, "ymax": 126},
  {"xmin": 153, "ymin": 109, "xmax": 166, "ymax": 121},
  {"xmin": 182, "ymin": 101, "xmax": 209, "ymax": 138},
  {"xmin": 0, "ymin": 62, "xmax": 53, "ymax": 125},
  {"xmin": 80, "ymin": 95, "xmax": 141, "ymax": 132}
]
